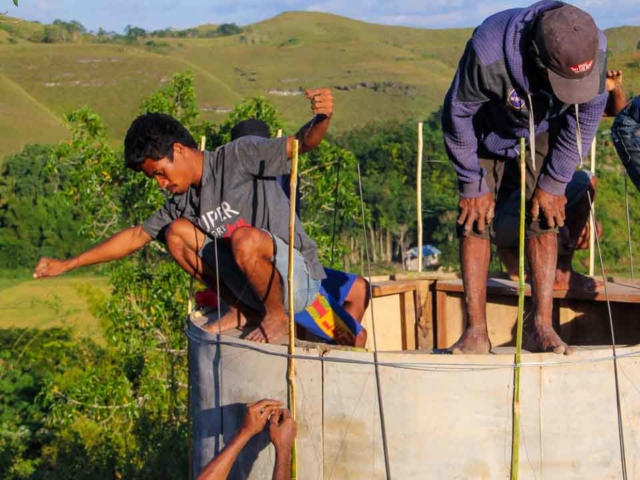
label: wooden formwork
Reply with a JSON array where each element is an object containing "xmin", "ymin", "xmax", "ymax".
[{"xmin": 434, "ymin": 277, "xmax": 640, "ymax": 349}]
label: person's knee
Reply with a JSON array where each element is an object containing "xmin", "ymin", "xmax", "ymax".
[
  {"xmin": 230, "ymin": 227, "xmax": 272, "ymax": 264},
  {"xmin": 351, "ymin": 276, "xmax": 371, "ymax": 309},
  {"xmin": 165, "ymin": 218, "xmax": 195, "ymax": 255}
]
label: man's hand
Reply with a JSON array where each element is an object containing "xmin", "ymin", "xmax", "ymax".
[
  {"xmin": 457, "ymin": 192, "xmax": 495, "ymax": 235},
  {"xmin": 241, "ymin": 399, "xmax": 283, "ymax": 437},
  {"xmin": 605, "ymin": 70, "xmax": 623, "ymax": 93},
  {"xmin": 33, "ymin": 257, "xmax": 74, "ymax": 279},
  {"xmin": 531, "ymin": 188, "xmax": 567, "ymax": 228},
  {"xmin": 268, "ymin": 408, "xmax": 297, "ymax": 451},
  {"xmin": 305, "ymin": 88, "xmax": 333, "ymax": 119}
]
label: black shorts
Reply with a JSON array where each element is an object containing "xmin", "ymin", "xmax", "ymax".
[{"xmin": 457, "ymin": 132, "xmax": 560, "ymax": 240}]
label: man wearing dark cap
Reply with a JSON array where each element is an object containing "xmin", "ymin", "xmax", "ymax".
[{"xmin": 442, "ymin": 1, "xmax": 607, "ymax": 355}]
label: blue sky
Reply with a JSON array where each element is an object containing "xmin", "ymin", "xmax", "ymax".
[{"xmin": 8, "ymin": 0, "xmax": 639, "ymax": 33}]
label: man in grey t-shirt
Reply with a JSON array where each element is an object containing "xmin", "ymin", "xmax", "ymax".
[{"xmin": 33, "ymin": 89, "xmax": 335, "ymax": 343}]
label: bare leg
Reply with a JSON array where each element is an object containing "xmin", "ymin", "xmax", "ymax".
[
  {"xmin": 343, "ymin": 276, "xmax": 369, "ymax": 348},
  {"xmin": 229, "ymin": 227, "xmax": 289, "ymax": 344},
  {"xmin": 448, "ymin": 236, "xmax": 492, "ymax": 354},
  {"xmin": 165, "ymin": 219, "xmax": 262, "ymax": 332},
  {"xmin": 554, "ymin": 176, "xmax": 601, "ymax": 291},
  {"xmin": 527, "ymin": 232, "xmax": 573, "ymax": 355},
  {"xmin": 496, "ymin": 246, "xmax": 520, "ymax": 281}
]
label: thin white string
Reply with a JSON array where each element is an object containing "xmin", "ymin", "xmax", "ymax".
[
  {"xmin": 186, "ymin": 332, "xmax": 640, "ymax": 372},
  {"xmin": 527, "ymin": 93, "xmax": 536, "ymax": 171},
  {"xmin": 575, "ymin": 104, "xmax": 583, "ymax": 167}
]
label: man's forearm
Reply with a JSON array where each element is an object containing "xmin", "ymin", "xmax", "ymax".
[
  {"xmin": 198, "ymin": 430, "xmax": 253, "ymax": 480},
  {"xmin": 295, "ymin": 115, "xmax": 330, "ymax": 154},
  {"xmin": 605, "ymin": 87, "xmax": 627, "ymax": 117},
  {"xmin": 72, "ymin": 225, "xmax": 151, "ymax": 270},
  {"xmin": 272, "ymin": 446, "xmax": 292, "ymax": 480}
]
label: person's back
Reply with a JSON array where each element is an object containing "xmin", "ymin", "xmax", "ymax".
[{"xmin": 612, "ymin": 96, "xmax": 640, "ymax": 192}]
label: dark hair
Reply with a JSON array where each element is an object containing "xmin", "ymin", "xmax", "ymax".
[
  {"xmin": 124, "ymin": 113, "xmax": 197, "ymax": 171},
  {"xmin": 231, "ymin": 119, "xmax": 271, "ymax": 141}
]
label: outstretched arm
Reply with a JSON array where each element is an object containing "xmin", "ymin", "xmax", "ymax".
[
  {"xmin": 287, "ymin": 88, "xmax": 333, "ymax": 156},
  {"xmin": 33, "ymin": 225, "xmax": 152, "ymax": 279},
  {"xmin": 197, "ymin": 399, "xmax": 283, "ymax": 480}
]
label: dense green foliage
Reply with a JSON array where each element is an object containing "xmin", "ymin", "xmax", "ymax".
[
  {"xmin": 336, "ymin": 111, "xmax": 459, "ymax": 267},
  {"xmin": 0, "ymin": 145, "xmax": 91, "ymax": 269}
]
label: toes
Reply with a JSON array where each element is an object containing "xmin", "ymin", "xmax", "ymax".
[
  {"xmin": 543, "ymin": 338, "xmax": 573, "ymax": 355},
  {"xmin": 246, "ymin": 329, "xmax": 262, "ymax": 342}
]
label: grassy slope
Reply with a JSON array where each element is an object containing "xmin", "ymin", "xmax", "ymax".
[
  {"xmin": 0, "ymin": 42, "xmax": 240, "ymax": 152},
  {"xmin": 0, "ymin": 13, "xmax": 637, "ymax": 155},
  {"xmin": 170, "ymin": 12, "xmax": 471, "ymax": 131},
  {"xmin": 0, "ymin": 276, "xmax": 109, "ymax": 342},
  {"xmin": 0, "ymin": 72, "xmax": 69, "ymax": 160},
  {"xmin": 0, "ymin": 12, "xmax": 472, "ymax": 158},
  {"xmin": 606, "ymin": 39, "xmax": 640, "ymax": 98}
]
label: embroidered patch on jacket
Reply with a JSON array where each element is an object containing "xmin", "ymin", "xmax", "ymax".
[{"xmin": 507, "ymin": 89, "xmax": 525, "ymax": 110}]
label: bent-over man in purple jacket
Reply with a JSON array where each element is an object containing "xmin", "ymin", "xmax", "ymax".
[{"xmin": 442, "ymin": 1, "xmax": 607, "ymax": 355}]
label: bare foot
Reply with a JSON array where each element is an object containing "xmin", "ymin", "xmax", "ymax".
[
  {"xmin": 448, "ymin": 327, "xmax": 491, "ymax": 354},
  {"xmin": 245, "ymin": 314, "xmax": 289, "ymax": 343},
  {"xmin": 202, "ymin": 306, "xmax": 247, "ymax": 333},
  {"xmin": 530, "ymin": 324, "xmax": 573, "ymax": 355},
  {"xmin": 554, "ymin": 269, "xmax": 602, "ymax": 291}
]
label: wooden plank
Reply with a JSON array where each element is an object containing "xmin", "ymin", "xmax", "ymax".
[
  {"xmin": 434, "ymin": 281, "xmax": 640, "ymax": 348},
  {"xmin": 436, "ymin": 278, "xmax": 640, "ymax": 304},
  {"xmin": 399, "ymin": 291, "xmax": 418, "ymax": 350},
  {"xmin": 416, "ymin": 282, "xmax": 434, "ymax": 351},
  {"xmin": 435, "ymin": 290, "xmax": 449, "ymax": 349},
  {"xmin": 371, "ymin": 280, "xmax": 417, "ymax": 297},
  {"xmin": 412, "ymin": 290, "xmax": 422, "ymax": 350},
  {"xmin": 399, "ymin": 292, "xmax": 409, "ymax": 350},
  {"xmin": 393, "ymin": 272, "xmax": 459, "ymax": 281}
]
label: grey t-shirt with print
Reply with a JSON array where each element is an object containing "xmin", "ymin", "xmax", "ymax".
[{"xmin": 141, "ymin": 135, "xmax": 326, "ymax": 280}]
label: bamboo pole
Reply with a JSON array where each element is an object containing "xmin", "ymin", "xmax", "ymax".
[
  {"xmin": 188, "ymin": 136, "xmax": 207, "ymax": 314},
  {"xmin": 188, "ymin": 134, "xmax": 207, "ymax": 480},
  {"xmin": 287, "ymin": 139, "xmax": 299, "ymax": 480},
  {"xmin": 417, "ymin": 122, "xmax": 424, "ymax": 272},
  {"xmin": 510, "ymin": 138, "xmax": 526, "ymax": 480},
  {"xmin": 589, "ymin": 137, "xmax": 596, "ymax": 277}
]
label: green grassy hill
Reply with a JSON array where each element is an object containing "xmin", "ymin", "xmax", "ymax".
[
  {"xmin": 0, "ymin": 72, "xmax": 69, "ymax": 156},
  {"xmin": 606, "ymin": 26, "xmax": 640, "ymax": 98},
  {"xmin": 0, "ymin": 13, "xmax": 639, "ymax": 160},
  {"xmin": 0, "ymin": 275, "xmax": 109, "ymax": 342},
  {"xmin": 169, "ymin": 12, "xmax": 472, "ymax": 132},
  {"xmin": 0, "ymin": 12, "xmax": 472, "ymax": 159}
]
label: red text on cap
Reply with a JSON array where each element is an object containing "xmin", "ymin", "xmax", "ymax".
[{"xmin": 570, "ymin": 60, "xmax": 593, "ymax": 74}]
